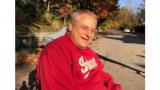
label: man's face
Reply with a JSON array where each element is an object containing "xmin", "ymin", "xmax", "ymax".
[{"xmin": 69, "ymin": 14, "xmax": 97, "ymax": 49}]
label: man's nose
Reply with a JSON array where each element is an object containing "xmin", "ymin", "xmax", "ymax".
[{"xmin": 86, "ymin": 29, "xmax": 93, "ymax": 38}]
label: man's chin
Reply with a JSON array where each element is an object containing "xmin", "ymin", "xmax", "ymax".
[{"xmin": 79, "ymin": 44, "xmax": 89, "ymax": 49}]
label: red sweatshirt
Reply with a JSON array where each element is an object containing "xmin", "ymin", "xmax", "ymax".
[{"xmin": 36, "ymin": 33, "xmax": 121, "ymax": 90}]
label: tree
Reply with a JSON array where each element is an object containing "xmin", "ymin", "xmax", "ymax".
[
  {"xmin": 134, "ymin": 2, "xmax": 145, "ymax": 33},
  {"xmin": 136, "ymin": 3, "xmax": 145, "ymax": 26},
  {"xmin": 113, "ymin": 7, "xmax": 136, "ymax": 30},
  {"xmin": 58, "ymin": 3, "xmax": 72, "ymax": 26},
  {"xmin": 16, "ymin": 0, "xmax": 119, "ymax": 27}
]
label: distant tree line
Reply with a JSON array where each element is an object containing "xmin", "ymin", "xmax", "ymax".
[{"xmin": 16, "ymin": 0, "xmax": 145, "ymax": 32}]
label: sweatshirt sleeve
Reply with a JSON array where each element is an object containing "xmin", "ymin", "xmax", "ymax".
[
  {"xmin": 94, "ymin": 54, "xmax": 121, "ymax": 90},
  {"xmin": 36, "ymin": 46, "xmax": 74, "ymax": 90},
  {"xmin": 102, "ymin": 69, "xmax": 121, "ymax": 90}
]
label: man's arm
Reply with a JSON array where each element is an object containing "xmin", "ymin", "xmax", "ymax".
[
  {"xmin": 94, "ymin": 55, "xmax": 122, "ymax": 90},
  {"xmin": 36, "ymin": 46, "xmax": 74, "ymax": 90}
]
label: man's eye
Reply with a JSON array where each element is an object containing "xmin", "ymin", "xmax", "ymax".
[
  {"xmin": 81, "ymin": 26, "xmax": 95, "ymax": 33},
  {"xmin": 81, "ymin": 26, "xmax": 88, "ymax": 30},
  {"xmin": 90, "ymin": 29, "xmax": 95, "ymax": 33}
]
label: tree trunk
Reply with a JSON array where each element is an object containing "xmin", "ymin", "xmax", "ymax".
[
  {"xmin": 40, "ymin": 0, "xmax": 48, "ymax": 22},
  {"xmin": 47, "ymin": 1, "xmax": 51, "ymax": 12},
  {"xmin": 63, "ymin": 17, "xmax": 66, "ymax": 27}
]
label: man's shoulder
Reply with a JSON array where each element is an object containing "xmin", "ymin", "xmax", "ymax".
[{"xmin": 88, "ymin": 48, "xmax": 97, "ymax": 55}]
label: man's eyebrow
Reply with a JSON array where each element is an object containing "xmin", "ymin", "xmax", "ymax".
[
  {"xmin": 81, "ymin": 25, "xmax": 89, "ymax": 27},
  {"xmin": 81, "ymin": 25, "xmax": 95, "ymax": 30}
]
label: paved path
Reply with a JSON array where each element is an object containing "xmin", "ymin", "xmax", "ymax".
[{"xmin": 90, "ymin": 32, "xmax": 145, "ymax": 90}]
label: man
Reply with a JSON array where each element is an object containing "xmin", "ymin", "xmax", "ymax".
[{"xmin": 36, "ymin": 10, "xmax": 121, "ymax": 90}]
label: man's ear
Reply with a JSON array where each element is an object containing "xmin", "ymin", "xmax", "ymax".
[{"xmin": 68, "ymin": 24, "xmax": 72, "ymax": 32}]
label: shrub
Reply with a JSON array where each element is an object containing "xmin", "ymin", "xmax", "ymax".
[
  {"xmin": 98, "ymin": 20, "xmax": 120, "ymax": 31},
  {"xmin": 43, "ymin": 13, "xmax": 54, "ymax": 25},
  {"xmin": 105, "ymin": 20, "xmax": 120, "ymax": 30},
  {"xmin": 51, "ymin": 16, "xmax": 63, "ymax": 31}
]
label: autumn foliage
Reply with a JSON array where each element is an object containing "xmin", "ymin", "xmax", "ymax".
[{"xmin": 58, "ymin": 4, "xmax": 72, "ymax": 18}]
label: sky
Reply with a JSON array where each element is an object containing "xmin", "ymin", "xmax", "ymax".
[{"xmin": 118, "ymin": 0, "xmax": 144, "ymax": 12}]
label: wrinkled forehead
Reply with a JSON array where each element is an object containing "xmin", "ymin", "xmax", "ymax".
[
  {"xmin": 72, "ymin": 14, "xmax": 97, "ymax": 26},
  {"xmin": 72, "ymin": 13, "xmax": 97, "ymax": 23}
]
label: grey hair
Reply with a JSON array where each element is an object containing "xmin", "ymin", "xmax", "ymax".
[{"xmin": 71, "ymin": 10, "xmax": 97, "ymax": 23}]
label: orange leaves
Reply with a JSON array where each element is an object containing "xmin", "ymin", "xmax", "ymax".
[
  {"xmin": 95, "ymin": 2, "xmax": 111, "ymax": 19},
  {"xmin": 96, "ymin": 10, "xmax": 110, "ymax": 19},
  {"xmin": 58, "ymin": 4, "xmax": 72, "ymax": 18}
]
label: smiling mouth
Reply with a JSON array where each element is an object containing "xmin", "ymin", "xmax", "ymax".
[{"xmin": 81, "ymin": 37, "xmax": 89, "ymax": 41}]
